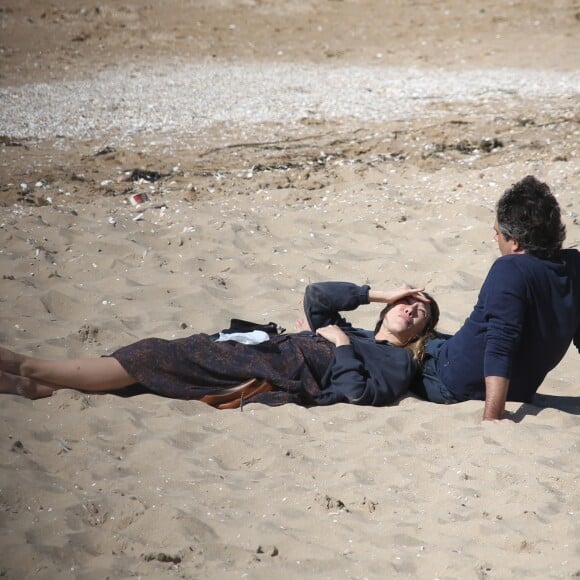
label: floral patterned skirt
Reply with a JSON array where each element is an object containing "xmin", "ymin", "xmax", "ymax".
[{"xmin": 110, "ymin": 332, "xmax": 334, "ymax": 407}]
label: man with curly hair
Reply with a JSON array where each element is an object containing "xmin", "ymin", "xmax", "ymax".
[{"xmin": 413, "ymin": 175, "xmax": 580, "ymax": 420}]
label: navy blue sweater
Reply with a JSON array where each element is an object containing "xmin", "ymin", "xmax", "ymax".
[
  {"xmin": 303, "ymin": 282, "xmax": 417, "ymax": 406},
  {"xmin": 439, "ymin": 249, "xmax": 580, "ymax": 402}
]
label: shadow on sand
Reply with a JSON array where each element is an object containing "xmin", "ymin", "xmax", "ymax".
[{"xmin": 509, "ymin": 393, "xmax": 580, "ymax": 422}]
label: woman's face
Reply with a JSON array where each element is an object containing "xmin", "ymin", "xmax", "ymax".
[{"xmin": 382, "ymin": 296, "xmax": 431, "ymax": 344}]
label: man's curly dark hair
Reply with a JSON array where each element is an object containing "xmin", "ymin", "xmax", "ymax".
[{"xmin": 496, "ymin": 175, "xmax": 566, "ymax": 260}]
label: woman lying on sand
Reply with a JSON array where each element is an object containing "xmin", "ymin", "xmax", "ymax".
[{"xmin": 0, "ymin": 282, "xmax": 439, "ymax": 408}]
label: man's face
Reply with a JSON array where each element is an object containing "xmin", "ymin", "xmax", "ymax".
[{"xmin": 493, "ymin": 220, "xmax": 519, "ymax": 255}]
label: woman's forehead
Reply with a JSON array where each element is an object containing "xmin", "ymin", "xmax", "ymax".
[
  {"xmin": 397, "ymin": 296, "xmax": 431, "ymax": 312},
  {"xmin": 399, "ymin": 295, "xmax": 427, "ymax": 305}
]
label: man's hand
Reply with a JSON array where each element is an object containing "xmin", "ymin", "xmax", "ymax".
[
  {"xmin": 483, "ymin": 376, "xmax": 510, "ymax": 421},
  {"xmin": 316, "ymin": 325, "xmax": 351, "ymax": 347}
]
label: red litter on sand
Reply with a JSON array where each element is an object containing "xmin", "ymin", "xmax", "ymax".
[{"xmin": 129, "ymin": 193, "xmax": 148, "ymax": 206}]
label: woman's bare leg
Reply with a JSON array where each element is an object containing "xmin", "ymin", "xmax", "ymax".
[
  {"xmin": 0, "ymin": 345, "xmax": 137, "ymax": 395},
  {"xmin": 0, "ymin": 346, "xmax": 26, "ymax": 375},
  {"xmin": 0, "ymin": 371, "xmax": 56, "ymax": 399},
  {"xmin": 19, "ymin": 356, "xmax": 136, "ymax": 392}
]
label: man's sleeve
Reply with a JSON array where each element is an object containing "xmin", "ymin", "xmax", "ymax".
[
  {"xmin": 574, "ymin": 324, "xmax": 580, "ymax": 354},
  {"xmin": 481, "ymin": 258, "xmax": 528, "ymax": 379}
]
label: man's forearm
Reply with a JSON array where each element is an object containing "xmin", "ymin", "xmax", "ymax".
[{"xmin": 483, "ymin": 376, "xmax": 510, "ymax": 420}]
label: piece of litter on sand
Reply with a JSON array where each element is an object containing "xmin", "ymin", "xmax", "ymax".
[{"xmin": 56, "ymin": 437, "xmax": 72, "ymax": 453}]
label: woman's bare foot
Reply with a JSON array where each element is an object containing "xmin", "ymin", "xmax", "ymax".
[
  {"xmin": 294, "ymin": 317, "xmax": 312, "ymax": 332},
  {"xmin": 0, "ymin": 371, "xmax": 55, "ymax": 399},
  {"xmin": 0, "ymin": 346, "xmax": 26, "ymax": 375}
]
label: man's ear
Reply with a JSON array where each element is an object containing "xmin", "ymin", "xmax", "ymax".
[{"xmin": 511, "ymin": 238, "xmax": 525, "ymax": 254}]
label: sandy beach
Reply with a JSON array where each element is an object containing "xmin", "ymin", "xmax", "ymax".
[{"xmin": 0, "ymin": 1, "xmax": 579, "ymax": 578}]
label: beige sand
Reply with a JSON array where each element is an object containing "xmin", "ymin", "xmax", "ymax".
[{"xmin": 0, "ymin": 1, "xmax": 579, "ymax": 578}]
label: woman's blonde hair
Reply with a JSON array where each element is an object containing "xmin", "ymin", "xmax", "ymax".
[{"xmin": 373, "ymin": 291, "xmax": 440, "ymax": 366}]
